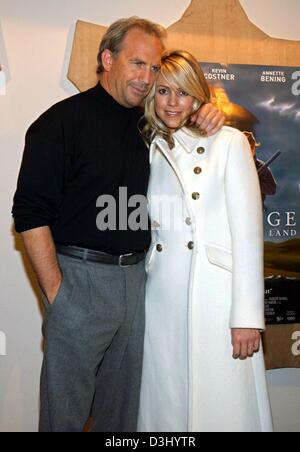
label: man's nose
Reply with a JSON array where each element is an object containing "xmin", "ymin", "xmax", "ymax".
[{"xmin": 140, "ymin": 67, "xmax": 152, "ymax": 87}]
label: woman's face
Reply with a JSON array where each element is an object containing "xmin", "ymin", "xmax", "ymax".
[{"xmin": 154, "ymin": 75, "xmax": 195, "ymax": 130}]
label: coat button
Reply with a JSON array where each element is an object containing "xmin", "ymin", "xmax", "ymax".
[
  {"xmin": 197, "ymin": 147, "xmax": 205, "ymax": 154},
  {"xmin": 156, "ymin": 244, "xmax": 163, "ymax": 252},
  {"xmin": 192, "ymin": 192, "xmax": 200, "ymax": 200},
  {"xmin": 185, "ymin": 217, "xmax": 192, "ymax": 226},
  {"xmin": 188, "ymin": 241, "xmax": 194, "ymax": 250},
  {"xmin": 194, "ymin": 167, "xmax": 202, "ymax": 175}
]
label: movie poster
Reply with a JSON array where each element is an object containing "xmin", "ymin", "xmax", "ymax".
[{"xmin": 201, "ymin": 63, "xmax": 300, "ymax": 367}]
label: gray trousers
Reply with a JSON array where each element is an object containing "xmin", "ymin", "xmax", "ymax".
[{"xmin": 39, "ymin": 253, "xmax": 146, "ymax": 432}]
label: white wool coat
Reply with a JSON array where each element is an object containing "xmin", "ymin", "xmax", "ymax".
[{"xmin": 138, "ymin": 127, "xmax": 273, "ymax": 432}]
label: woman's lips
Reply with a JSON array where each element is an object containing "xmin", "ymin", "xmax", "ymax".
[{"xmin": 165, "ymin": 111, "xmax": 181, "ymax": 117}]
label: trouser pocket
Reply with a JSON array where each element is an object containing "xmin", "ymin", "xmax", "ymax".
[{"xmin": 40, "ymin": 273, "xmax": 66, "ymax": 310}]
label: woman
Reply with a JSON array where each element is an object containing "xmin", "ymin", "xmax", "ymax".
[{"xmin": 138, "ymin": 51, "xmax": 273, "ymax": 432}]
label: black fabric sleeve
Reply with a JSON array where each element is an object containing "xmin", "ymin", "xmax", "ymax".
[{"xmin": 12, "ymin": 109, "xmax": 66, "ymax": 233}]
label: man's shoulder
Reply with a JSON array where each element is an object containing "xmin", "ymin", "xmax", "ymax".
[
  {"xmin": 39, "ymin": 86, "xmax": 98, "ymax": 119},
  {"xmin": 55, "ymin": 85, "xmax": 99, "ymax": 110},
  {"xmin": 27, "ymin": 86, "xmax": 97, "ymax": 135}
]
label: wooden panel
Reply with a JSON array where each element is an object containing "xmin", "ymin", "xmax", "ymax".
[
  {"xmin": 167, "ymin": 0, "xmax": 300, "ymax": 66},
  {"xmin": 68, "ymin": 0, "xmax": 300, "ymax": 92},
  {"xmin": 68, "ymin": 20, "xmax": 107, "ymax": 92},
  {"xmin": 263, "ymin": 325, "xmax": 300, "ymax": 370}
]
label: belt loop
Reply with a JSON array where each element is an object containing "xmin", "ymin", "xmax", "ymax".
[{"xmin": 83, "ymin": 249, "xmax": 89, "ymax": 261}]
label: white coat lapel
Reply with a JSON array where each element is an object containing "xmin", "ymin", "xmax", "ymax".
[{"xmin": 151, "ymin": 137, "xmax": 198, "ymax": 236}]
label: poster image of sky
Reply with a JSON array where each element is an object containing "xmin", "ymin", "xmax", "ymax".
[{"xmin": 201, "ymin": 63, "xmax": 300, "ymax": 324}]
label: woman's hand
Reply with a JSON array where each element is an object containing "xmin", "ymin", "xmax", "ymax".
[
  {"xmin": 231, "ymin": 328, "xmax": 261, "ymax": 360},
  {"xmin": 190, "ymin": 103, "xmax": 226, "ymax": 136}
]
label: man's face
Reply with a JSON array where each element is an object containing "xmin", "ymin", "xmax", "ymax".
[{"xmin": 104, "ymin": 28, "xmax": 164, "ymax": 108}]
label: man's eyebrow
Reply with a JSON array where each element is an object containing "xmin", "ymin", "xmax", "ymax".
[
  {"xmin": 129, "ymin": 58, "xmax": 146, "ymax": 63},
  {"xmin": 129, "ymin": 58, "xmax": 160, "ymax": 68}
]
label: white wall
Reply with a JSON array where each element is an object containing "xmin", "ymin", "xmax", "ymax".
[{"xmin": 0, "ymin": 0, "xmax": 299, "ymax": 432}]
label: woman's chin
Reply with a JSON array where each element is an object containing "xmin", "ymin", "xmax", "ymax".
[{"xmin": 163, "ymin": 119, "xmax": 182, "ymax": 130}]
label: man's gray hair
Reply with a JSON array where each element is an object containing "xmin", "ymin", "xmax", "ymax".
[{"xmin": 97, "ymin": 17, "xmax": 166, "ymax": 74}]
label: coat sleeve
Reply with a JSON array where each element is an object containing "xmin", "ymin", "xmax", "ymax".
[{"xmin": 225, "ymin": 130, "xmax": 265, "ymax": 330}]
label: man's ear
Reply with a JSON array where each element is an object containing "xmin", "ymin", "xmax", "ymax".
[{"xmin": 101, "ymin": 49, "xmax": 113, "ymax": 72}]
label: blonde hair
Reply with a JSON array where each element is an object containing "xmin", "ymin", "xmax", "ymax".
[
  {"xmin": 97, "ymin": 17, "xmax": 166, "ymax": 74},
  {"xmin": 142, "ymin": 50, "xmax": 211, "ymax": 145}
]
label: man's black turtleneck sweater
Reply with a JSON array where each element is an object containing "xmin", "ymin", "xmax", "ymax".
[{"xmin": 12, "ymin": 84, "xmax": 151, "ymax": 255}]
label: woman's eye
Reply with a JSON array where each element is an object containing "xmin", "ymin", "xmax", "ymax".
[
  {"xmin": 158, "ymin": 89, "xmax": 168, "ymax": 95},
  {"xmin": 178, "ymin": 90, "xmax": 189, "ymax": 97}
]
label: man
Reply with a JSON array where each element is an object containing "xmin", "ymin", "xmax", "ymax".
[
  {"xmin": 12, "ymin": 17, "xmax": 224, "ymax": 432},
  {"xmin": 244, "ymin": 131, "xmax": 277, "ymax": 205}
]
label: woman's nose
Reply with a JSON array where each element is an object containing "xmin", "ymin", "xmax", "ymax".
[{"xmin": 168, "ymin": 92, "xmax": 178, "ymax": 106}]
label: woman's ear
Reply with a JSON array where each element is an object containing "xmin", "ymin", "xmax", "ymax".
[{"xmin": 101, "ymin": 49, "xmax": 113, "ymax": 72}]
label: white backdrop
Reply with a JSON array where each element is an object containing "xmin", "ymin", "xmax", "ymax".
[{"xmin": 0, "ymin": 0, "xmax": 300, "ymax": 432}]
